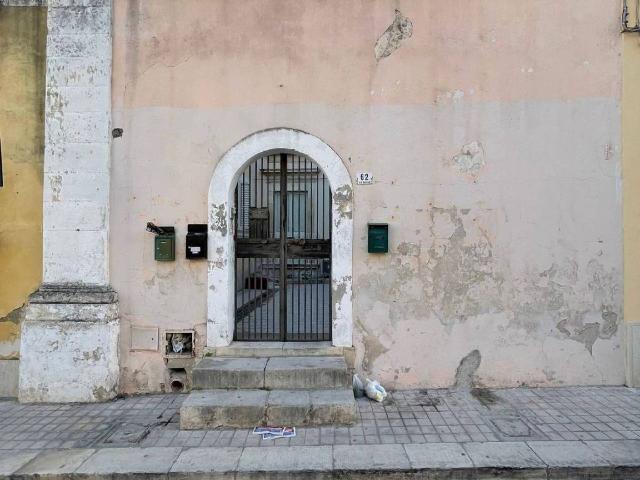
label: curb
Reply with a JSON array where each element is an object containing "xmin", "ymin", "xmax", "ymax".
[{"xmin": 1, "ymin": 441, "xmax": 639, "ymax": 480}]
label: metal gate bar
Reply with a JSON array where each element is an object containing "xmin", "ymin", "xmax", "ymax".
[{"xmin": 234, "ymin": 153, "xmax": 331, "ymax": 341}]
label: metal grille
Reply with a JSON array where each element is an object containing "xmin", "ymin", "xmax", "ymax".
[{"xmin": 234, "ymin": 153, "xmax": 331, "ymax": 341}]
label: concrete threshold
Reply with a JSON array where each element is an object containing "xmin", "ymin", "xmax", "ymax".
[
  {"xmin": 2, "ymin": 441, "xmax": 640, "ymax": 480},
  {"xmin": 204, "ymin": 341, "xmax": 348, "ymax": 358}
]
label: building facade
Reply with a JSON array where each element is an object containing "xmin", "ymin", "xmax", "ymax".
[
  {"xmin": 0, "ymin": 4, "xmax": 46, "ymax": 397},
  {"xmin": 1, "ymin": 0, "xmax": 637, "ymax": 402}
]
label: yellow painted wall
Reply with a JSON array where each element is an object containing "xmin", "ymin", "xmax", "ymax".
[{"xmin": 0, "ymin": 6, "xmax": 46, "ymax": 360}]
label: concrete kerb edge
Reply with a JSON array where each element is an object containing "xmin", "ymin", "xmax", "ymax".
[{"xmin": 3, "ymin": 444, "xmax": 640, "ymax": 480}]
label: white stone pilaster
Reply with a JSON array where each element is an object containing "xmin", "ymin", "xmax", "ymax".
[
  {"xmin": 19, "ymin": 0, "xmax": 119, "ymax": 403},
  {"xmin": 43, "ymin": 0, "xmax": 112, "ymax": 285}
]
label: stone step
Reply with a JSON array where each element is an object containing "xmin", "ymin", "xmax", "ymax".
[
  {"xmin": 205, "ymin": 341, "xmax": 347, "ymax": 359},
  {"xmin": 192, "ymin": 356, "xmax": 351, "ymax": 390},
  {"xmin": 180, "ymin": 388, "xmax": 358, "ymax": 429}
]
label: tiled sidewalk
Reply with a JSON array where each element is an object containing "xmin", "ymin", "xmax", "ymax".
[{"xmin": 1, "ymin": 386, "xmax": 639, "ymax": 450}]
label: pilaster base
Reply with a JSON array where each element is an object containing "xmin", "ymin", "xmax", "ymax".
[
  {"xmin": 18, "ymin": 284, "xmax": 120, "ymax": 403},
  {"xmin": 626, "ymin": 321, "xmax": 640, "ymax": 387}
]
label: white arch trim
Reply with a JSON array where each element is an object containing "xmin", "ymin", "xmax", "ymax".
[{"xmin": 207, "ymin": 128, "xmax": 353, "ymax": 347}]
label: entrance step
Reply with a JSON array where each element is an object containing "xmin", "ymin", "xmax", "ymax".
[
  {"xmin": 205, "ymin": 341, "xmax": 347, "ymax": 358},
  {"xmin": 192, "ymin": 356, "xmax": 351, "ymax": 390},
  {"xmin": 180, "ymin": 388, "xmax": 357, "ymax": 429}
]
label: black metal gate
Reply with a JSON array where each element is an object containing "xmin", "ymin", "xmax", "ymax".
[{"xmin": 234, "ymin": 153, "xmax": 332, "ymax": 341}]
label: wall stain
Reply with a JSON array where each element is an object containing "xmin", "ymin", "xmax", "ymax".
[
  {"xmin": 92, "ymin": 385, "xmax": 115, "ymax": 402},
  {"xmin": 374, "ymin": 9, "xmax": 413, "ymax": 61},
  {"xmin": 397, "ymin": 242, "xmax": 420, "ymax": 256},
  {"xmin": 454, "ymin": 349, "xmax": 481, "ymax": 389},
  {"xmin": 355, "ymin": 317, "xmax": 389, "ymax": 372}
]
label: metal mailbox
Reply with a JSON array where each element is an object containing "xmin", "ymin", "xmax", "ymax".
[
  {"xmin": 368, "ymin": 223, "xmax": 388, "ymax": 253},
  {"xmin": 154, "ymin": 226, "xmax": 175, "ymax": 261},
  {"xmin": 186, "ymin": 224, "xmax": 207, "ymax": 259}
]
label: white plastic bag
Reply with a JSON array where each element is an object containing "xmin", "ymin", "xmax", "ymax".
[
  {"xmin": 365, "ymin": 378, "xmax": 387, "ymax": 402},
  {"xmin": 353, "ymin": 374, "xmax": 365, "ymax": 398}
]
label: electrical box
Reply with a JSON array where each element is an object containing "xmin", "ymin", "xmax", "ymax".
[
  {"xmin": 186, "ymin": 224, "xmax": 207, "ymax": 259},
  {"xmin": 368, "ymin": 223, "xmax": 388, "ymax": 253},
  {"xmin": 154, "ymin": 227, "xmax": 175, "ymax": 261}
]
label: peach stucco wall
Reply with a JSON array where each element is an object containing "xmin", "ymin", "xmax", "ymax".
[{"xmin": 111, "ymin": 0, "xmax": 623, "ymax": 392}]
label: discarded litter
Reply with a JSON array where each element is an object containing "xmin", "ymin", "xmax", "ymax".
[
  {"xmin": 353, "ymin": 374, "xmax": 365, "ymax": 398},
  {"xmin": 252, "ymin": 426, "xmax": 296, "ymax": 440},
  {"xmin": 365, "ymin": 378, "xmax": 387, "ymax": 402}
]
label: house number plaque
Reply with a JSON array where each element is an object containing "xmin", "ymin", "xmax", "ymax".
[{"xmin": 356, "ymin": 172, "xmax": 374, "ymax": 185}]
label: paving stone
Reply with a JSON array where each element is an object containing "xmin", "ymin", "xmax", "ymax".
[
  {"xmin": 584, "ymin": 440, "xmax": 640, "ymax": 466},
  {"xmin": 238, "ymin": 445, "xmax": 332, "ymax": 472},
  {"xmin": 463, "ymin": 441, "xmax": 546, "ymax": 471},
  {"xmin": 180, "ymin": 390, "xmax": 268, "ymax": 429},
  {"xmin": 170, "ymin": 447, "xmax": 242, "ymax": 474},
  {"xmin": 192, "ymin": 358, "xmax": 268, "ymax": 389},
  {"xmin": 527, "ymin": 441, "xmax": 610, "ymax": 467},
  {"xmin": 75, "ymin": 447, "xmax": 182, "ymax": 474},
  {"xmin": 404, "ymin": 442, "xmax": 473, "ymax": 469},
  {"xmin": 0, "ymin": 451, "xmax": 39, "ymax": 475},
  {"xmin": 264, "ymin": 356, "xmax": 349, "ymax": 389},
  {"xmin": 15, "ymin": 448, "xmax": 95, "ymax": 475},
  {"xmin": 333, "ymin": 444, "xmax": 410, "ymax": 470}
]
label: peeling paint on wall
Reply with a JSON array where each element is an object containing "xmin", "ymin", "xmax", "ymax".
[
  {"xmin": 397, "ymin": 242, "xmax": 420, "ymax": 256},
  {"xmin": 356, "ymin": 200, "xmax": 622, "ymax": 384},
  {"xmin": 0, "ymin": 304, "xmax": 25, "ymax": 360},
  {"xmin": 333, "ymin": 275, "xmax": 352, "ymax": 325},
  {"xmin": 209, "ymin": 203, "xmax": 227, "ymax": 236},
  {"xmin": 374, "ymin": 9, "xmax": 413, "ymax": 61},
  {"xmin": 49, "ymin": 174, "xmax": 62, "ymax": 202},
  {"xmin": 449, "ymin": 141, "xmax": 485, "ymax": 180},
  {"xmin": 334, "ymin": 185, "xmax": 353, "ymax": 224},
  {"xmin": 357, "ymin": 205, "xmax": 505, "ymax": 329}
]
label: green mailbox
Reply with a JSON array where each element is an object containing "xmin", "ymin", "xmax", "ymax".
[
  {"xmin": 368, "ymin": 223, "xmax": 388, "ymax": 253},
  {"xmin": 154, "ymin": 226, "xmax": 175, "ymax": 261}
]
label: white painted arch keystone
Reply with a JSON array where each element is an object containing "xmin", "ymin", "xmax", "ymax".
[{"xmin": 207, "ymin": 128, "xmax": 353, "ymax": 347}]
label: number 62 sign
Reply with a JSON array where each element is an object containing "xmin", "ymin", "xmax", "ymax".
[{"xmin": 356, "ymin": 172, "xmax": 374, "ymax": 185}]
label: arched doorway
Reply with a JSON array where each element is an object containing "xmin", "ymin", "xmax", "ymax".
[
  {"xmin": 234, "ymin": 153, "xmax": 331, "ymax": 341},
  {"xmin": 207, "ymin": 128, "xmax": 353, "ymax": 347}
]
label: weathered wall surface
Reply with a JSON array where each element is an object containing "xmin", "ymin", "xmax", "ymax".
[
  {"xmin": 623, "ymin": 10, "xmax": 640, "ymax": 386},
  {"xmin": 111, "ymin": 0, "xmax": 623, "ymax": 392},
  {"xmin": 0, "ymin": 6, "xmax": 46, "ymax": 396}
]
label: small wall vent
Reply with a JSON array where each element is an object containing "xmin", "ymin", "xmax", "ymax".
[{"xmin": 164, "ymin": 330, "xmax": 195, "ymax": 358}]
